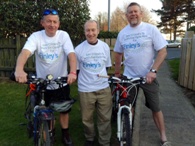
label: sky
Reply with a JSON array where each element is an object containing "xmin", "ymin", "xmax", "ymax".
[{"xmin": 89, "ymin": 0, "xmax": 162, "ymax": 21}]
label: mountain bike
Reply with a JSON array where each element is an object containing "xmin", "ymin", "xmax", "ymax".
[
  {"xmin": 98, "ymin": 75, "xmax": 146, "ymax": 146},
  {"xmin": 24, "ymin": 74, "xmax": 75, "ymax": 146}
]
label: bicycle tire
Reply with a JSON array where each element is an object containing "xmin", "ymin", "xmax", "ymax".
[
  {"xmin": 120, "ymin": 109, "xmax": 132, "ymax": 146},
  {"xmin": 36, "ymin": 120, "xmax": 51, "ymax": 146},
  {"xmin": 111, "ymin": 85, "xmax": 119, "ymax": 121},
  {"xmin": 112, "ymin": 90, "xmax": 119, "ymax": 121}
]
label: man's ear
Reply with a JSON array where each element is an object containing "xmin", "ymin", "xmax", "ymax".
[
  {"xmin": 97, "ymin": 29, "xmax": 100, "ymax": 35},
  {"xmin": 40, "ymin": 19, "xmax": 44, "ymax": 27}
]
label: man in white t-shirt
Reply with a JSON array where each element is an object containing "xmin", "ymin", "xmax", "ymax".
[
  {"xmin": 14, "ymin": 9, "xmax": 76, "ymax": 146},
  {"xmin": 75, "ymin": 20, "xmax": 112, "ymax": 146},
  {"xmin": 114, "ymin": 2, "xmax": 171, "ymax": 146}
]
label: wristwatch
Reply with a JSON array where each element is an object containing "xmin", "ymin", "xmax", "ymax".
[{"xmin": 150, "ymin": 69, "xmax": 157, "ymax": 73}]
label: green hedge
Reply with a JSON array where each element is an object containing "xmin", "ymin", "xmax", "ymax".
[{"xmin": 98, "ymin": 31, "xmax": 118, "ymax": 38}]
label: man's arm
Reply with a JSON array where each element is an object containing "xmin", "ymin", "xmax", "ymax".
[
  {"xmin": 151, "ymin": 47, "xmax": 167, "ymax": 71},
  {"xmin": 67, "ymin": 52, "xmax": 77, "ymax": 84},
  {"xmin": 146, "ymin": 47, "xmax": 167, "ymax": 84},
  {"xmin": 114, "ymin": 52, "xmax": 123, "ymax": 77},
  {"xmin": 15, "ymin": 49, "xmax": 31, "ymax": 83}
]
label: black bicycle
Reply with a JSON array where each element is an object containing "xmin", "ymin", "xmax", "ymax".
[{"xmin": 24, "ymin": 74, "xmax": 75, "ymax": 146}]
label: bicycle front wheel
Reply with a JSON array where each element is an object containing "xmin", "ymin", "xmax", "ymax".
[
  {"xmin": 120, "ymin": 109, "xmax": 132, "ymax": 146},
  {"xmin": 37, "ymin": 120, "xmax": 51, "ymax": 146}
]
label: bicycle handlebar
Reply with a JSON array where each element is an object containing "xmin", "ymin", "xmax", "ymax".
[
  {"xmin": 26, "ymin": 74, "xmax": 68, "ymax": 86},
  {"xmin": 97, "ymin": 74, "xmax": 146, "ymax": 84}
]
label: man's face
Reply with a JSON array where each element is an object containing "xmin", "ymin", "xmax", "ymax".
[
  {"xmin": 126, "ymin": 5, "xmax": 142, "ymax": 27},
  {"xmin": 41, "ymin": 15, "xmax": 60, "ymax": 37},
  {"xmin": 84, "ymin": 21, "xmax": 99, "ymax": 44}
]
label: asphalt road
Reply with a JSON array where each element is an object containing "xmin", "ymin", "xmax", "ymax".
[
  {"xmin": 166, "ymin": 47, "xmax": 181, "ymax": 60},
  {"xmin": 154, "ymin": 47, "xmax": 181, "ymax": 60}
]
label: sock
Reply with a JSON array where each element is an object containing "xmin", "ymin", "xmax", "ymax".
[{"xmin": 62, "ymin": 128, "xmax": 70, "ymax": 141}]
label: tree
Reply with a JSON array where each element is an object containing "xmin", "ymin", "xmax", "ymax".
[
  {"xmin": 152, "ymin": 0, "xmax": 195, "ymax": 40},
  {"xmin": 94, "ymin": 3, "xmax": 157, "ymax": 32},
  {"xmin": 0, "ymin": 0, "xmax": 90, "ymax": 46},
  {"xmin": 110, "ymin": 7, "xmax": 128, "ymax": 32},
  {"xmin": 95, "ymin": 12, "xmax": 108, "ymax": 31},
  {"xmin": 179, "ymin": 0, "xmax": 195, "ymax": 29},
  {"xmin": 141, "ymin": 6, "xmax": 156, "ymax": 25},
  {"xmin": 109, "ymin": 4, "xmax": 157, "ymax": 32}
]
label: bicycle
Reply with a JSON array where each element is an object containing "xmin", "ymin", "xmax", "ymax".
[
  {"xmin": 98, "ymin": 75, "xmax": 146, "ymax": 146},
  {"xmin": 23, "ymin": 74, "xmax": 75, "ymax": 146}
]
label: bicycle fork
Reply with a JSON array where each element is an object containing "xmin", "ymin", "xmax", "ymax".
[
  {"xmin": 33, "ymin": 106, "xmax": 54, "ymax": 141},
  {"xmin": 117, "ymin": 104, "xmax": 132, "ymax": 141}
]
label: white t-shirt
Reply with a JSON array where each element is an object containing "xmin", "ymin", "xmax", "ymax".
[
  {"xmin": 114, "ymin": 22, "xmax": 167, "ymax": 78},
  {"xmin": 75, "ymin": 40, "xmax": 112, "ymax": 92},
  {"xmin": 23, "ymin": 30, "xmax": 75, "ymax": 79}
]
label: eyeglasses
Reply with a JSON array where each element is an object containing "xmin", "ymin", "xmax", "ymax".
[{"xmin": 43, "ymin": 9, "xmax": 58, "ymax": 16}]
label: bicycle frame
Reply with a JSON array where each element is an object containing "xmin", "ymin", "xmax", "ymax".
[
  {"xmin": 113, "ymin": 81, "xmax": 137, "ymax": 142},
  {"xmin": 27, "ymin": 75, "xmax": 55, "ymax": 146},
  {"xmin": 24, "ymin": 75, "xmax": 68, "ymax": 146},
  {"xmin": 99, "ymin": 75, "xmax": 145, "ymax": 146},
  {"xmin": 33, "ymin": 105, "xmax": 54, "ymax": 141}
]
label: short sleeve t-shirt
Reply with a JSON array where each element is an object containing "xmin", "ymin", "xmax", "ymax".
[
  {"xmin": 114, "ymin": 22, "xmax": 167, "ymax": 78},
  {"xmin": 75, "ymin": 40, "xmax": 112, "ymax": 92},
  {"xmin": 23, "ymin": 30, "xmax": 75, "ymax": 79}
]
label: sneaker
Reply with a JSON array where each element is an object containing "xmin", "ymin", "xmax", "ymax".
[
  {"xmin": 84, "ymin": 140, "xmax": 94, "ymax": 146},
  {"xmin": 62, "ymin": 136, "xmax": 74, "ymax": 146}
]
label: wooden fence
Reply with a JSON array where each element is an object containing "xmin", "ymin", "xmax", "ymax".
[
  {"xmin": 3, "ymin": 33, "xmax": 195, "ymax": 91},
  {"xmin": 0, "ymin": 35, "xmax": 36, "ymax": 78},
  {"xmin": 178, "ymin": 31, "xmax": 195, "ymax": 91},
  {"xmin": 0, "ymin": 35, "xmax": 116, "ymax": 78}
]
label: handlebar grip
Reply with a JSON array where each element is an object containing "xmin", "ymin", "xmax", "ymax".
[{"xmin": 9, "ymin": 71, "xmax": 16, "ymax": 81}]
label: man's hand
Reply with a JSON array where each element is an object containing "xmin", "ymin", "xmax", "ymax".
[
  {"xmin": 67, "ymin": 72, "xmax": 77, "ymax": 84},
  {"xmin": 15, "ymin": 70, "xmax": 28, "ymax": 83},
  {"xmin": 146, "ymin": 72, "xmax": 156, "ymax": 84}
]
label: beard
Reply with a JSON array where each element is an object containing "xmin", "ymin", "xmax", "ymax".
[{"xmin": 130, "ymin": 19, "xmax": 139, "ymax": 26}]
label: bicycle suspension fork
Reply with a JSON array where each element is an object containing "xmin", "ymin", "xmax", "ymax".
[{"xmin": 117, "ymin": 104, "xmax": 132, "ymax": 141}]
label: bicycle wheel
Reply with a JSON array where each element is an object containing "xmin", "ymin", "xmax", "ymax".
[
  {"xmin": 36, "ymin": 120, "xmax": 51, "ymax": 146},
  {"xmin": 111, "ymin": 85, "xmax": 119, "ymax": 121},
  {"xmin": 25, "ymin": 92, "xmax": 36, "ymax": 138},
  {"xmin": 120, "ymin": 109, "xmax": 132, "ymax": 146},
  {"xmin": 112, "ymin": 92, "xmax": 118, "ymax": 121}
]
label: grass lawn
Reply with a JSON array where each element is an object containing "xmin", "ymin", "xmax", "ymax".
[
  {"xmin": 167, "ymin": 58, "xmax": 180, "ymax": 80},
  {"xmin": 0, "ymin": 59, "xmax": 180, "ymax": 146},
  {"xmin": 0, "ymin": 72, "xmax": 118, "ymax": 146}
]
